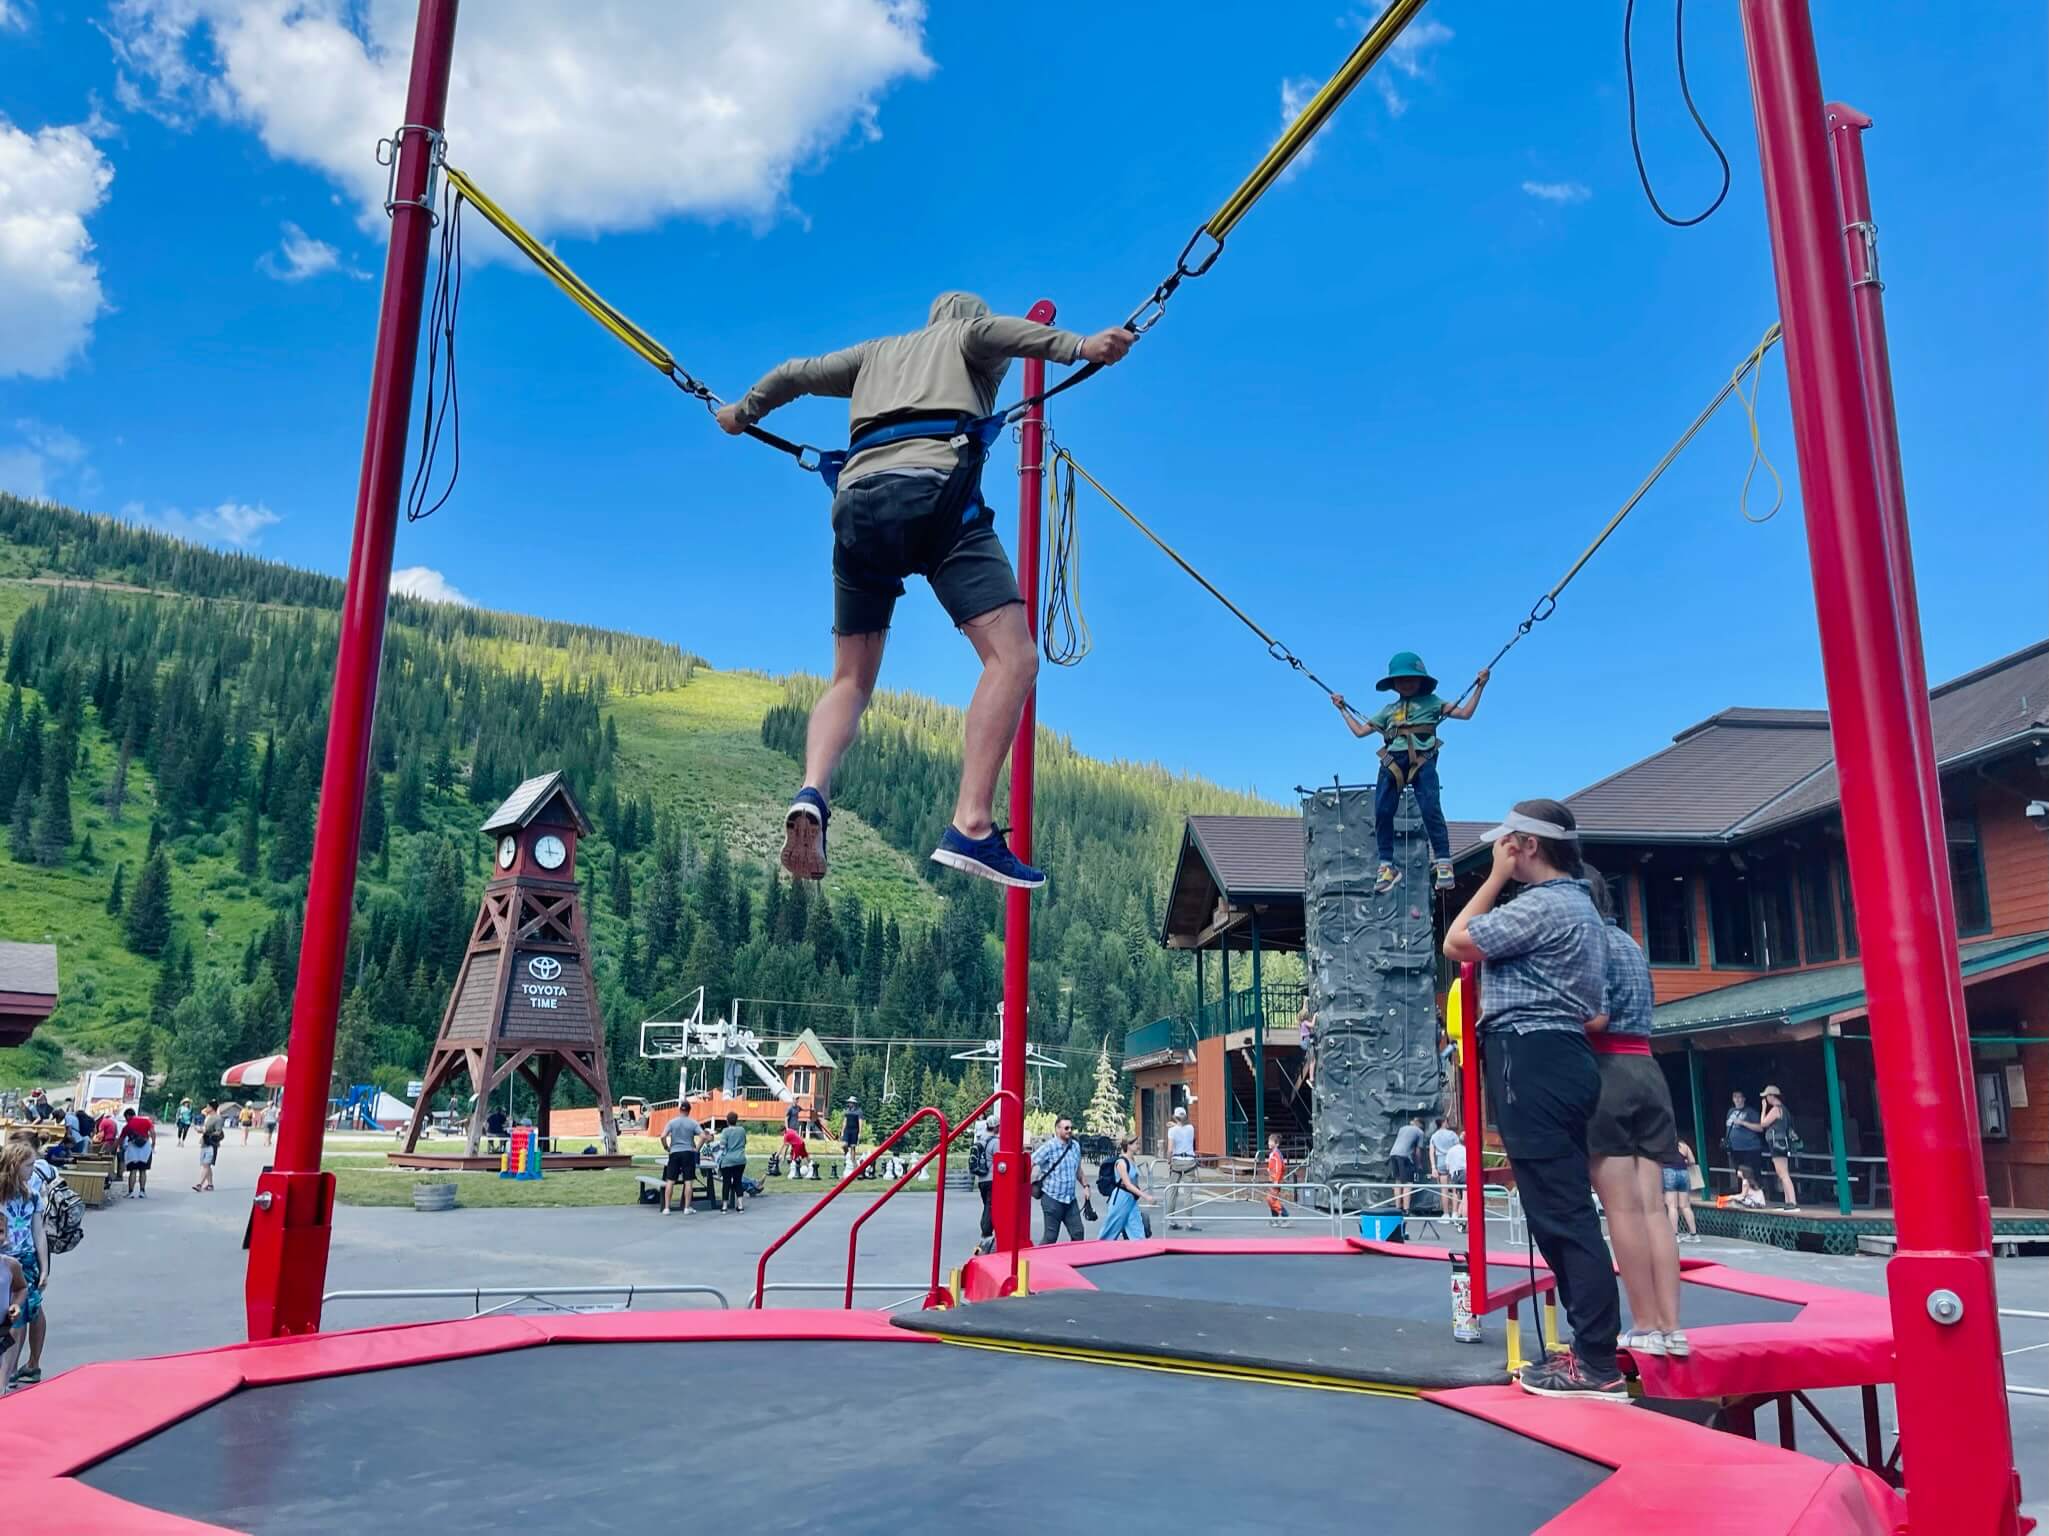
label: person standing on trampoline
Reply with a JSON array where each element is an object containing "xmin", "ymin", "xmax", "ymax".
[
  {"xmin": 1443, "ymin": 800, "xmax": 1624, "ymax": 1402},
  {"xmin": 1584, "ymin": 874, "xmax": 1687, "ymax": 1361},
  {"xmin": 717, "ymin": 294, "xmax": 1135, "ymax": 891}
]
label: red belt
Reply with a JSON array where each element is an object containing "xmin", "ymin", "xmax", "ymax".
[{"xmin": 1589, "ymin": 1033, "xmax": 1652, "ymax": 1056}]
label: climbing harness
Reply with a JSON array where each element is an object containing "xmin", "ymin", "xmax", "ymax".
[{"xmin": 1445, "ymin": 322, "xmax": 1784, "ymax": 711}]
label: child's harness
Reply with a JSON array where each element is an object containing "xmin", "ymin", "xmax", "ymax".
[{"xmin": 1377, "ymin": 700, "xmax": 1442, "ymax": 789}]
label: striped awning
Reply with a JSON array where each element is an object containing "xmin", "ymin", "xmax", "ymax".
[{"xmin": 220, "ymin": 1054, "xmax": 288, "ymax": 1088}]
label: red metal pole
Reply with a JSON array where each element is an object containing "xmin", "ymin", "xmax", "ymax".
[
  {"xmin": 1825, "ymin": 104, "xmax": 1985, "ymax": 1182},
  {"xmin": 993, "ymin": 298, "xmax": 1056, "ymax": 1271},
  {"xmin": 1738, "ymin": 6, "xmax": 2017, "ymax": 1527},
  {"xmin": 245, "ymin": 0, "xmax": 461, "ymax": 1341},
  {"xmin": 1458, "ymin": 962, "xmax": 1489, "ymax": 1312}
]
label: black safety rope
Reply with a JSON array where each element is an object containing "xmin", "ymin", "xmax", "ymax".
[
  {"xmin": 1624, "ymin": 0, "xmax": 1732, "ymax": 228},
  {"xmin": 404, "ymin": 179, "xmax": 463, "ymax": 523}
]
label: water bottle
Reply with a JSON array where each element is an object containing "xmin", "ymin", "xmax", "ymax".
[{"xmin": 1450, "ymin": 1251, "xmax": 1482, "ymax": 1343}]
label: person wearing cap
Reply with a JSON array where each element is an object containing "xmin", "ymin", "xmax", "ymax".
[
  {"xmin": 1584, "ymin": 873, "xmax": 1688, "ymax": 1362},
  {"xmin": 839, "ymin": 1098, "xmax": 863, "ymax": 1174},
  {"xmin": 1331, "ymin": 653, "xmax": 1489, "ymax": 895},
  {"xmin": 1443, "ymin": 798, "xmax": 1623, "ymax": 1402},
  {"xmin": 1162, "ymin": 1103, "xmax": 1200, "ymax": 1230},
  {"xmin": 1758, "ymin": 1086, "xmax": 1800, "ymax": 1209}
]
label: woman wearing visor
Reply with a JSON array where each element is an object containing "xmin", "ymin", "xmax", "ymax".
[{"xmin": 1443, "ymin": 799, "xmax": 1624, "ymax": 1402}]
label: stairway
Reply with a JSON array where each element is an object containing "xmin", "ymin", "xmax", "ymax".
[{"xmin": 1228, "ymin": 1045, "xmax": 1310, "ymax": 1158}]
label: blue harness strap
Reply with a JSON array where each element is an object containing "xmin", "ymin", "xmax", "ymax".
[{"xmin": 815, "ymin": 412, "xmax": 1008, "ymax": 498}]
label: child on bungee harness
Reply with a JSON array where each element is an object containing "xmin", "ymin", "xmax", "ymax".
[{"xmin": 1330, "ymin": 651, "xmax": 1488, "ymax": 895}]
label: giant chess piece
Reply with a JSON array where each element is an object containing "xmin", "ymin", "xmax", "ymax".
[{"xmin": 1302, "ymin": 784, "xmax": 1442, "ymax": 1198}]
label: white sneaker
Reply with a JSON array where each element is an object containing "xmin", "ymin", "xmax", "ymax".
[
  {"xmin": 1662, "ymin": 1329, "xmax": 1691, "ymax": 1359},
  {"xmin": 1619, "ymin": 1329, "xmax": 1668, "ymax": 1357}
]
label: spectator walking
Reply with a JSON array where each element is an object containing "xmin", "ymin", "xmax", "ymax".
[
  {"xmin": 1389, "ymin": 1114, "xmax": 1426, "ymax": 1212},
  {"xmin": 1665, "ymin": 1141, "xmax": 1701, "ymax": 1242},
  {"xmin": 839, "ymin": 1099, "xmax": 863, "ymax": 1173},
  {"xmin": 1162, "ymin": 1105, "xmax": 1199, "ymax": 1231},
  {"xmin": 1429, "ymin": 1117, "xmax": 1465, "ymax": 1223},
  {"xmin": 119, "ymin": 1107, "xmax": 156, "ymax": 1199},
  {"xmin": 1031, "ymin": 1118, "xmax": 1089, "ymax": 1244},
  {"xmin": 4, "ymin": 1133, "xmax": 56, "ymax": 1388},
  {"xmin": 174, "ymin": 1100, "xmax": 193, "ymax": 1146},
  {"xmin": 717, "ymin": 1115, "xmax": 749, "ymax": 1212},
  {"xmin": 1097, "ymin": 1135, "xmax": 1150, "ymax": 1240},
  {"xmin": 262, "ymin": 1101, "xmax": 280, "ymax": 1146},
  {"xmin": 1443, "ymin": 799, "xmax": 1624, "ymax": 1402},
  {"xmin": 1584, "ymin": 875, "xmax": 1687, "ymax": 1360},
  {"xmin": 1724, "ymin": 1092, "xmax": 1767, "ymax": 1207},
  {"xmin": 970, "ymin": 1116, "xmax": 997, "ymax": 1254},
  {"xmin": 0, "ymin": 1140, "xmax": 47, "ymax": 1395},
  {"xmin": 238, "ymin": 1104, "xmax": 255, "ymax": 1146},
  {"xmin": 1758, "ymin": 1087, "xmax": 1800, "ymax": 1209},
  {"xmin": 660, "ymin": 1109, "xmax": 702, "ymax": 1215},
  {"xmin": 193, "ymin": 1102, "xmax": 225, "ymax": 1192}
]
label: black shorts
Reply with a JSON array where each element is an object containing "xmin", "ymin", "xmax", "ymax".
[
  {"xmin": 1390, "ymin": 1154, "xmax": 1419, "ymax": 1183},
  {"xmin": 830, "ymin": 470, "xmax": 1020, "ymax": 635},
  {"xmin": 1587, "ymin": 1053, "xmax": 1680, "ymax": 1161},
  {"xmin": 662, "ymin": 1150, "xmax": 698, "ymax": 1183},
  {"xmin": 1482, "ymin": 1027, "xmax": 1601, "ymax": 1163}
]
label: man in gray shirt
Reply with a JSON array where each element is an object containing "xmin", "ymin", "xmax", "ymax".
[
  {"xmin": 1389, "ymin": 1115, "xmax": 1426, "ymax": 1213},
  {"xmin": 718, "ymin": 294, "xmax": 1133, "ymax": 892},
  {"xmin": 661, "ymin": 1110, "xmax": 702, "ymax": 1215}
]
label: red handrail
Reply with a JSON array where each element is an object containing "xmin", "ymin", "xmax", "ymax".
[
  {"xmin": 752, "ymin": 1106, "xmax": 949, "ymax": 1308},
  {"xmin": 844, "ymin": 1090, "xmax": 1015, "ymax": 1309}
]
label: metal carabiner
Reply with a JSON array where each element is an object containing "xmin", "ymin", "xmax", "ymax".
[
  {"xmin": 794, "ymin": 446, "xmax": 825, "ymax": 474},
  {"xmin": 1175, "ymin": 227, "xmax": 1225, "ymax": 280},
  {"xmin": 1528, "ymin": 593, "xmax": 1558, "ymax": 625}
]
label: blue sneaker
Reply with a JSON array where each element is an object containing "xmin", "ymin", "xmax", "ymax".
[
  {"xmin": 930, "ymin": 825, "xmax": 1046, "ymax": 890},
  {"xmin": 782, "ymin": 787, "xmax": 829, "ymax": 881}
]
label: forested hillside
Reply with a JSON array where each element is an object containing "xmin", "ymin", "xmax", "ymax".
[{"xmin": 0, "ymin": 493, "xmax": 1290, "ymax": 1125}]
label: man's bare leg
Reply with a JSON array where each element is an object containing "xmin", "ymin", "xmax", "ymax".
[
  {"xmin": 952, "ymin": 603, "xmax": 1038, "ymax": 837},
  {"xmin": 782, "ymin": 631, "xmax": 886, "ymax": 880}
]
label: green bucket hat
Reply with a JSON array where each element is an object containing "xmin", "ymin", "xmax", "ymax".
[{"xmin": 1377, "ymin": 651, "xmax": 1437, "ymax": 692}]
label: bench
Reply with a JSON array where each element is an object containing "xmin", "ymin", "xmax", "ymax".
[{"xmin": 61, "ymin": 1167, "xmax": 110, "ymax": 1207}]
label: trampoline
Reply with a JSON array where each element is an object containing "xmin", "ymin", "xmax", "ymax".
[{"xmin": 0, "ymin": 1310, "xmax": 1900, "ymax": 1534}]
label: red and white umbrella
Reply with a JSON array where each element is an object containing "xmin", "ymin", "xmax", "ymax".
[{"xmin": 220, "ymin": 1054, "xmax": 288, "ymax": 1088}]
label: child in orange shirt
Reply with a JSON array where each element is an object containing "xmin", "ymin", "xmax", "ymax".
[{"xmin": 1265, "ymin": 1133, "xmax": 1289, "ymax": 1224}]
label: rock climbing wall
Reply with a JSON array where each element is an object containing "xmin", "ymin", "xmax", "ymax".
[{"xmin": 1302, "ymin": 784, "xmax": 1442, "ymax": 1195}]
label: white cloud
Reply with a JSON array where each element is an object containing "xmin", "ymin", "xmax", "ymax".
[
  {"xmin": 1352, "ymin": 6, "xmax": 1453, "ymax": 118},
  {"xmin": 1277, "ymin": 77, "xmax": 1326, "ymax": 177},
  {"xmin": 0, "ymin": 117, "xmax": 115, "ymax": 377},
  {"xmin": 1521, "ymin": 179, "xmax": 1592, "ymax": 205},
  {"xmin": 104, "ymin": 0, "xmax": 934, "ymax": 244},
  {"xmin": 0, "ymin": 419, "xmax": 88, "ymax": 500},
  {"xmin": 390, "ymin": 565, "xmax": 471, "ymax": 606},
  {"xmin": 258, "ymin": 220, "xmax": 349, "ymax": 281},
  {"xmin": 0, "ymin": 3, "xmax": 30, "ymax": 32},
  {"xmin": 148, "ymin": 500, "xmax": 283, "ymax": 548}
]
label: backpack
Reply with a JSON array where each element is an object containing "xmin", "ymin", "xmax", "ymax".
[
  {"xmin": 44, "ymin": 1179, "xmax": 85, "ymax": 1256},
  {"xmin": 968, "ymin": 1138, "xmax": 992, "ymax": 1183},
  {"xmin": 1095, "ymin": 1156, "xmax": 1122, "ymax": 1198}
]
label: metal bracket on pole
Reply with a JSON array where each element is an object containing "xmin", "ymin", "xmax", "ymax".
[
  {"xmin": 1844, "ymin": 218, "xmax": 1882, "ymax": 289},
  {"xmin": 378, "ymin": 123, "xmax": 447, "ymax": 222}
]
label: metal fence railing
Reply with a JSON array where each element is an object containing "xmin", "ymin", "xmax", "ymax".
[{"xmin": 319, "ymin": 1284, "xmax": 731, "ymax": 1318}]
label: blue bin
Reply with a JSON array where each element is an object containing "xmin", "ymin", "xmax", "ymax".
[{"xmin": 1359, "ymin": 1211, "xmax": 1403, "ymax": 1241}]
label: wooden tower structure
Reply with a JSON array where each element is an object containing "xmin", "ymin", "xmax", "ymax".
[{"xmin": 396, "ymin": 771, "xmax": 623, "ymax": 1166}]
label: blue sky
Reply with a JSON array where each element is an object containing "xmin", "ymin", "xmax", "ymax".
[{"xmin": 3, "ymin": 1, "xmax": 2043, "ymax": 819}]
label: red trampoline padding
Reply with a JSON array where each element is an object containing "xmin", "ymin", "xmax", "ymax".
[
  {"xmin": 1431, "ymin": 1386, "xmax": 1904, "ymax": 1533},
  {"xmin": 962, "ymin": 1235, "xmax": 1365, "ymax": 1300},
  {"xmin": 1627, "ymin": 1263, "xmax": 1895, "ymax": 1399},
  {"xmin": 0, "ymin": 1475, "xmax": 228, "ymax": 1532}
]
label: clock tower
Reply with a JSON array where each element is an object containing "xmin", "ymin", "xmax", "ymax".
[{"xmin": 397, "ymin": 771, "xmax": 623, "ymax": 1163}]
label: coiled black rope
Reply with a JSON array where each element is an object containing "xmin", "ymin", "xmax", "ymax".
[{"xmin": 1624, "ymin": 0, "xmax": 1732, "ymax": 228}]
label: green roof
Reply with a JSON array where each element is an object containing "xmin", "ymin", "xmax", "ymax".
[
  {"xmin": 1653, "ymin": 930, "xmax": 2049, "ymax": 1037},
  {"xmin": 772, "ymin": 1026, "xmax": 839, "ymax": 1072}
]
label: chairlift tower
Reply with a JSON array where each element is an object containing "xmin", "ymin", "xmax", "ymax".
[{"xmin": 640, "ymin": 988, "xmax": 795, "ymax": 1109}]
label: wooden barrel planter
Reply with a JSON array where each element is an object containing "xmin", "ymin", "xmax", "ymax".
[{"xmin": 412, "ymin": 1181, "xmax": 458, "ymax": 1212}]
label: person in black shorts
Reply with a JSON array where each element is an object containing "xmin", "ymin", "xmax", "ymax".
[
  {"xmin": 660, "ymin": 1109, "xmax": 701, "ymax": 1216},
  {"xmin": 1584, "ymin": 874, "xmax": 1687, "ymax": 1361},
  {"xmin": 717, "ymin": 294, "xmax": 1134, "ymax": 893}
]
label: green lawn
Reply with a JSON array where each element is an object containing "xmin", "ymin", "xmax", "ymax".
[{"xmin": 609, "ymin": 673, "xmax": 941, "ymax": 926}]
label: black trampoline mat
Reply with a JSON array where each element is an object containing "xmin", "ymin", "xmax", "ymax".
[
  {"xmin": 79, "ymin": 1340, "xmax": 1604, "ymax": 1534},
  {"xmin": 1075, "ymin": 1252, "xmax": 1806, "ymax": 1331},
  {"xmin": 898, "ymin": 1288, "xmax": 1512, "ymax": 1388}
]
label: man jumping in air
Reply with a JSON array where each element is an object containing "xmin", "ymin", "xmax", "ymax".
[{"xmin": 717, "ymin": 293, "xmax": 1134, "ymax": 890}]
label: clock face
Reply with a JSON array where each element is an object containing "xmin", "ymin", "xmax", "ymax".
[
  {"xmin": 497, "ymin": 835, "xmax": 518, "ymax": 869},
  {"xmin": 534, "ymin": 834, "xmax": 568, "ymax": 871}
]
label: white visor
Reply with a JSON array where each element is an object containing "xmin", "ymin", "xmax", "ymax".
[{"xmin": 1481, "ymin": 811, "xmax": 1575, "ymax": 842}]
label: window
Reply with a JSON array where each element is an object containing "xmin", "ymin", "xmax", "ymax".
[
  {"xmin": 1589, "ymin": 866, "xmax": 1631, "ymax": 931},
  {"xmin": 1837, "ymin": 859, "xmax": 1859, "ymax": 956},
  {"xmin": 1707, "ymin": 859, "xmax": 1800, "ymax": 970},
  {"xmin": 1799, "ymin": 854, "xmax": 1839, "ymax": 962},
  {"xmin": 1643, "ymin": 861, "xmax": 1695, "ymax": 965},
  {"xmin": 787, "ymin": 1067, "xmax": 814, "ymax": 1098},
  {"xmin": 1948, "ymin": 814, "xmax": 1992, "ymax": 935}
]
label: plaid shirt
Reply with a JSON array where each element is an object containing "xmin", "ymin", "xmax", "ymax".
[
  {"xmin": 1467, "ymin": 878, "xmax": 1606, "ymax": 1037},
  {"xmin": 1600, "ymin": 924, "xmax": 1655, "ymax": 1037},
  {"xmin": 1032, "ymin": 1137, "xmax": 1083, "ymax": 1203}
]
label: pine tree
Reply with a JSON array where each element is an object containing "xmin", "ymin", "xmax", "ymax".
[
  {"xmin": 124, "ymin": 848, "xmax": 174, "ymax": 957},
  {"xmin": 256, "ymin": 733, "xmax": 277, "ymax": 813},
  {"xmin": 236, "ymin": 791, "xmax": 261, "ymax": 876},
  {"xmin": 1084, "ymin": 1038, "xmax": 1126, "ymax": 1137},
  {"xmin": 30, "ymin": 748, "xmax": 72, "ymax": 866},
  {"xmin": 105, "ymin": 860, "xmax": 126, "ymax": 916},
  {"xmin": 103, "ymin": 721, "xmax": 132, "ymax": 818},
  {"xmin": 269, "ymin": 758, "xmax": 314, "ymax": 881},
  {"xmin": 699, "ymin": 836, "xmax": 732, "ymax": 944},
  {"xmin": 150, "ymin": 938, "xmax": 190, "ymax": 1036},
  {"xmin": 428, "ymin": 740, "xmax": 456, "ymax": 799},
  {"xmin": 77, "ymin": 830, "xmax": 97, "ymax": 868},
  {"xmin": 393, "ymin": 759, "xmax": 425, "ymax": 831},
  {"xmin": 609, "ymin": 851, "xmax": 633, "ymax": 920},
  {"xmin": 8, "ymin": 780, "xmax": 32, "ymax": 862},
  {"xmin": 359, "ymin": 776, "xmax": 387, "ymax": 862}
]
